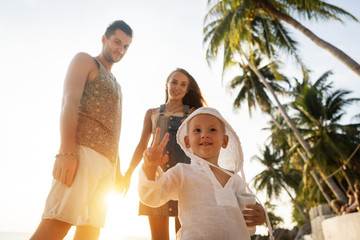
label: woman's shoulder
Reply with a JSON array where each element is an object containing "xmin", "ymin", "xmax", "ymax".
[{"xmin": 145, "ymin": 107, "xmax": 160, "ymax": 115}]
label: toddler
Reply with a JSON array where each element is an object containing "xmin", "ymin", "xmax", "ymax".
[{"xmin": 139, "ymin": 107, "xmax": 273, "ymax": 240}]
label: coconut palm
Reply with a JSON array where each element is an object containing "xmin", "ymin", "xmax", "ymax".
[
  {"xmin": 203, "ymin": 0, "xmax": 346, "ymax": 204},
  {"xmin": 204, "ymin": 2, "xmax": 307, "ymax": 75},
  {"xmin": 228, "ymin": 50, "xmax": 288, "ymax": 116},
  {"xmin": 291, "ymin": 71, "xmax": 360, "ymax": 200},
  {"xmin": 265, "ymin": 111, "xmax": 336, "ymax": 206},
  {"xmin": 203, "ymin": 0, "xmax": 314, "ymax": 157},
  {"xmin": 252, "ymin": 145, "xmax": 309, "ymax": 223},
  {"xmin": 204, "ymin": 0, "xmax": 360, "ymax": 77}
]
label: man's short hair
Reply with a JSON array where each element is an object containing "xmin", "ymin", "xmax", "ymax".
[{"xmin": 105, "ymin": 20, "xmax": 133, "ymax": 38}]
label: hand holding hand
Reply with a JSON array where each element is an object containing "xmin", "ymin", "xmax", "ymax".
[{"xmin": 118, "ymin": 172, "xmax": 131, "ymax": 196}]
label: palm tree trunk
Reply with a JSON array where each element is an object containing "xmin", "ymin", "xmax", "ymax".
[
  {"xmin": 319, "ymin": 170, "xmax": 347, "ymax": 202},
  {"xmin": 271, "ymin": 116, "xmax": 333, "ymax": 205},
  {"xmin": 258, "ymin": 1, "xmax": 360, "ymax": 77},
  {"xmin": 243, "ymin": 53, "xmax": 312, "ymax": 156},
  {"xmin": 242, "ymin": 53, "xmax": 337, "ymax": 205},
  {"xmin": 342, "ymin": 168, "xmax": 354, "ymax": 192}
]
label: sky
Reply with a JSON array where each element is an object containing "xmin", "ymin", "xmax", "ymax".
[{"xmin": 0, "ymin": 0, "xmax": 359, "ymax": 239}]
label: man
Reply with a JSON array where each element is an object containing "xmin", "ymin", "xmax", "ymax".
[{"xmin": 30, "ymin": 20, "xmax": 133, "ymax": 240}]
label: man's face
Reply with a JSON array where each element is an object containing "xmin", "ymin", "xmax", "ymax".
[
  {"xmin": 102, "ymin": 29, "xmax": 132, "ymax": 63},
  {"xmin": 184, "ymin": 114, "xmax": 228, "ymax": 164}
]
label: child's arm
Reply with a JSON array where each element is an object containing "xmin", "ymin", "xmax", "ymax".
[
  {"xmin": 143, "ymin": 127, "xmax": 169, "ymax": 180},
  {"xmin": 242, "ymin": 202, "xmax": 266, "ymax": 226},
  {"xmin": 139, "ymin": 128, "xmax": 180, "ymax": 208}
]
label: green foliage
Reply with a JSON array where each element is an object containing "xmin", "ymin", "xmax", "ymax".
[
  {"xmin": 264, "ymin": 201, "xmax": 284, "ymax": 229},
  {"xmin": 291, "ymin": 196, "xmax": 308, "ymax": 227}
]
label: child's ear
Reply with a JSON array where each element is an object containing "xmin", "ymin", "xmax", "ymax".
[
  {"xmin": 222, "ymin": 135, "xmax": 229, "ymax": 148},
  {"xmin": 184, "ymin": 136, "xmax": 191, "ymax": 148}
]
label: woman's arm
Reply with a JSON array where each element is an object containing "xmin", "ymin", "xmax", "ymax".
[{"xmin": 120, "ymin": 109, "xmax": 153, "ymax": 194}]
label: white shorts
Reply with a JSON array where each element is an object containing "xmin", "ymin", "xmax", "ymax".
[{"xmin": 42, "ymin": 145, "xmax": 116, "ymax": 228}]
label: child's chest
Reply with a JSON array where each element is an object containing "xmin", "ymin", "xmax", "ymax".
[{"xmin": 182, "ymin": 167, "xmax": 240, "ymax": 208}]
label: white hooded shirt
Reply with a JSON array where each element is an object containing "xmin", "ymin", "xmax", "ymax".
[{"xmin": 138, "ymin": 107, "xmax": 257, "ymax": 240}]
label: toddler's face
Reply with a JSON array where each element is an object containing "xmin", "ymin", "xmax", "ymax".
[{"xmin": 184, "ymin": 114, "xmax": 228, "ymax": 164}]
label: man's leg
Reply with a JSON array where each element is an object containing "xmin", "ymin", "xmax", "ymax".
[
  {"xmin": 30, "ymin": 219, "xmax": 72, "ymax": 240},
  {"xmin": 74, "ymin": 226, "xmax": 100, "ymax": 240}
]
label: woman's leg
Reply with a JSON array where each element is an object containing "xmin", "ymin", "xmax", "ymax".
[
  {"xmin": 148, "ymin": 216, "xmax": 169, "ymax": 240},
  {"xmin": 74, "ymin": 226, "xmax": 100, "ymax": 240}
]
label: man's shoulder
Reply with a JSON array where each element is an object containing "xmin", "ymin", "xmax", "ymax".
[
  {"xmin": 69, "ymin": 52, "xmax": 98, "ymax": 72},
  {"xmin": 74, "ymin": 52, "xmax": 92, "ymax": 59},
  {"xmin": 72, "ymin": 52, "xmax": 95, "ymax": 65}
]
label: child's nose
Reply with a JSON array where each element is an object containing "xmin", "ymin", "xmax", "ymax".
[{"xmin": 201, "ymin": 132, "xmax": 208, "ymax": 138}]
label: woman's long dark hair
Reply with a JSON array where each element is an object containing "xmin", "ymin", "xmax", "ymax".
[{"xmin": 165, "ymin": 68, "xmax": 207, "ymax": 109}]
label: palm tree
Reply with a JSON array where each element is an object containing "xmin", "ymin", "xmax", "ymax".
[
  {"xmin": 252, "ymin": 145, "xmax": 310, "ymax": 224},
  {"xmin": 203, "ymin": 0, "xmax": 346, "ymax": 204},
  {"xmin": 204, "ymin": 2, "xmax": 307, "ymax": 74},
  {"xmin": 265, "ymin": 111, "xmax": 337, "ymax": 206},
  {"xmin": 228, "ymin": 52, "xmax": 338, "ymax": 207},
  {"xmin": 228, "ymin": 50, "xmax": 287, "ymax": 116},
  {"xmin": 290, "ymin": 71, "xmax": 360, "ymax": 200},
  {"xmin": 205, "ymin": 0, "xmax": 360, "ymax": 77}
]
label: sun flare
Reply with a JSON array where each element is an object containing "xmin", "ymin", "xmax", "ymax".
[{"xmin": 100, "ymin": 187, "xmax": 152, "ymax": 239}]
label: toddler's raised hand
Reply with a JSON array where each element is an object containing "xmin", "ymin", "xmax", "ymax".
[{"xmin": 142, "ymin": 128, "xmax": 169, "ymax": 179}]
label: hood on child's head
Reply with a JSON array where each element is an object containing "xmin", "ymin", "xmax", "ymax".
[{"xmin": 177, "ymin": 107, "xmax": 244, "ymax": 174}]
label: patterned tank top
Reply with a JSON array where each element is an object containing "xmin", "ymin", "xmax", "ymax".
[{"xmin": 76, "ymin": 58, "xmax": 122, "ymax": 163}]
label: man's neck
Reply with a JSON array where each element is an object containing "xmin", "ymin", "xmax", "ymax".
[{"xmin": 96, "ymin": 55, "xmax": 113, "ymax": 72}]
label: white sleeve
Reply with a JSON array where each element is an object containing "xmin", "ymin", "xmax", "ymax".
[
  {"xmin": 235, "ymin": 177, "xmax": 256, "ymax": 209},
  {"xmin": 138, "ymin": 164, "xmax": 180, "ymax": 208}
]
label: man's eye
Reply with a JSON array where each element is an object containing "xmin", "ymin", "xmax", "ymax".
[
  {"xmin": 194, "ymin": 129, "xmax": 201, "ymax": 133},
  {"xmin": 210, "ymin": 128, "xmax": 217, "ymax": 132}
]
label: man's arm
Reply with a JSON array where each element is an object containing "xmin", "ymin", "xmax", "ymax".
[{"xmin": 52, "ymin": 52, "xmax": 95, "ymax": 187}]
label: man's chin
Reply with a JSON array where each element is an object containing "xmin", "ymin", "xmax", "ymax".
[{"xmin": 110, "ymin": 56, "xmax": 122, "ymax": 63}]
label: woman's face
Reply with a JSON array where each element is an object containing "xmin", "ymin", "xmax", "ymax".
[{"xmin": 166, "ymin": 72, "xmax": 189, "ymax": 101}]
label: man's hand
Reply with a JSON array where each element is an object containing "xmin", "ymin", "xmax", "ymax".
[
  {"xmin": 52, "ymin": 155, "xmax": 78, "ymax": 187},
  {"xmin": 243, "ymin": 202, "xmax": 266, "ymax": 226}
]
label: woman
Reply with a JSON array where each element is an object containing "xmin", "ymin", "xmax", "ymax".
[{"xmin": 122, "ymin": 68, "xmax": 206, "ymax": 240}]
